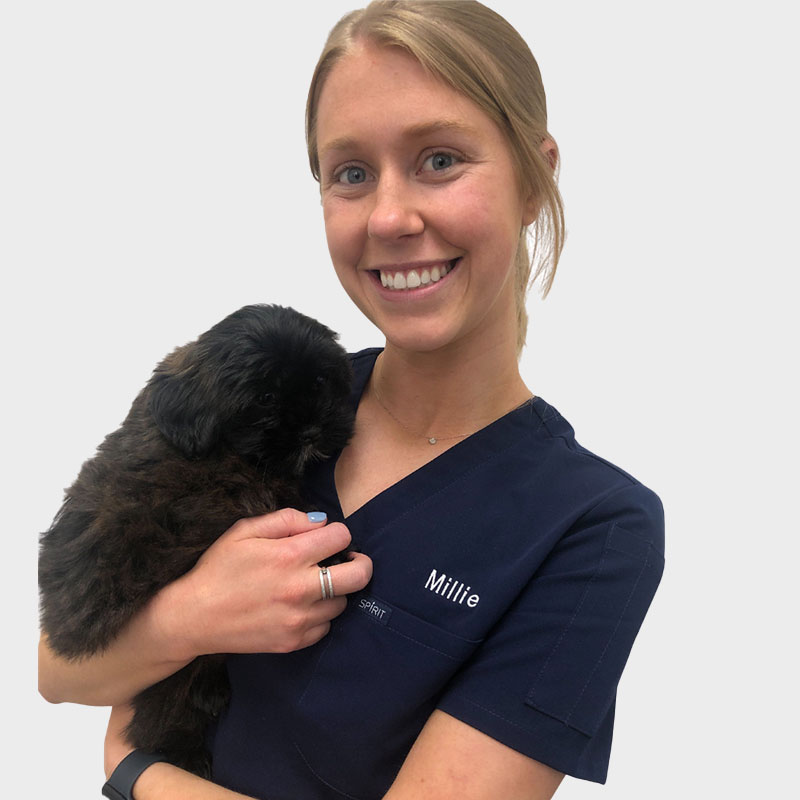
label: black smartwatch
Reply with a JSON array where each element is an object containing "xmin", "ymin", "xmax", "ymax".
[{"xmin": 102, "ymin": 750, "xmax": 167, "ymax": 800}]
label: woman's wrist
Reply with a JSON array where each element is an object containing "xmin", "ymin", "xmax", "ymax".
[
  {"xmin": 103, "ymin": 750, "xmax": 168, "ymax": 799},
  {"xmin": 146, "ymin": 575, "xmax": 201, "ymax": 663},
  {"xmin": 130, "ymin": 761, "xmax": 172, "ymax": 800}
]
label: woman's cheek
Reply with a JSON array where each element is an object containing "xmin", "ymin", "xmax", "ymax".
[{"xmin": 324, "ymin": 202, "xmax": 363, "ymax": 271}]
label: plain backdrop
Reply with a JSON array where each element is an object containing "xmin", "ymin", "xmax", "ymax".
[{"xmin": 4, "ymin": 1, "xmax": 797, "ymax": 797}]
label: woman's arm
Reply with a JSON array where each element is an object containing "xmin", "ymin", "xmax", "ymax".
[
  {"xmin": 40, "ymin": 508, "xmax": 370, "ymax": 706},
  {"xmin": 104, "ymin": 706, "xmax": 257, "ymax": 799},
  {"xmin": 384, "ymin": 710, "xmax": 564, "ymax": 800},
  {"xmin": 38, "ymin": 581, "xmax": 192, "ymax": 706},
  {"xmin": 105, "ymin": 706, "xmax": 563, "ymax": 800},
  {"xmin": 133, "ymin": 765, "xmax": 257, "ymax": 800}
]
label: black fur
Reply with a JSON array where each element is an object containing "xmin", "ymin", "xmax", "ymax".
[{"xmin": 38, "ymin": 304, "xmax": 354, "ymax": 777}]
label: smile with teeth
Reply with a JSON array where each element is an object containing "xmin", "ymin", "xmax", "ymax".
[{"xmin": 376, "ymin": 259, "xmax": 459, "ymax": 291}]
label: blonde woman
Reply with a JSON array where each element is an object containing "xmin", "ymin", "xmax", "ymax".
[{"xmin": 40, "ymin": 2, "xmax": 664, "ymax": 798}]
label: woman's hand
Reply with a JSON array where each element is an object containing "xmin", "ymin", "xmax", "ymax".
[
  {"xmin": 40, "ymin": 509, "xmax": 370, "ymax": 708},
  {"xmin": 165, "ymin": 508, "xmax": 373, "ymax": 660},
  {"xmin": 39, "ymin": 508, "xmax": 370, "ymax": 709}
]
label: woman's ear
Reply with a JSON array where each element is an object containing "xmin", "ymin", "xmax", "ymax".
[
  {"xmin": 540, "ymin": 137, "xmax": 559, "ymax": 172},
  {"xmin": 523, "ymin": 138, "xmax": 559, "ymax": 225}
]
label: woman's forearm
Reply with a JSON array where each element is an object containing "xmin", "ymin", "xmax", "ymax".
[
  {"xmin": 103, "ymin": 706, "xmax": 256, "ymax": 799},
  {"xmin": 38, "ymin": 581, "xmax": 193, "ymax": 706},
  {"xmin": 39, "ymin": 511, "xmax": 368, "ymax": 707},
  {"xmin": 133, "ymin": 764, "xmax": 256, "ymax": 800}
]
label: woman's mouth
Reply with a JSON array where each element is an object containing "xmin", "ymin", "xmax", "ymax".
[{"xmin": 372, "ymin": 258, "xmax": 461, "ymax": 292}]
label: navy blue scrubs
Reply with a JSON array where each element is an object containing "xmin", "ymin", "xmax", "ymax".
[{"xmin": 211, "ymin": 348, "xmax": 665, "ymax": 799}]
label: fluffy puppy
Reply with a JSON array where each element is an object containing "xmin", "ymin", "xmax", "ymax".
[{"xmin": 38, "ymin": 304, "xmax": 354, "ymax": 777}]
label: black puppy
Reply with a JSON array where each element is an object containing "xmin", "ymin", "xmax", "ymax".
[{"xmin": 38, "ymin": 304, "xmax": 354, "ymax": 777}]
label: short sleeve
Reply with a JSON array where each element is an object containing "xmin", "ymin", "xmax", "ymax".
[{"xmin": 436, "ymin": 482, "xmax": 665, "ymax": 783}]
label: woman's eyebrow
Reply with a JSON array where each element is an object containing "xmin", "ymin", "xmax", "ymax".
[
  {"xmin": 401, "ymin": 119, "xmax": 481, "ymax": 140},
  {"xmin": 319, "ymin": 120, "xmax": 480, "ymax": 161}
]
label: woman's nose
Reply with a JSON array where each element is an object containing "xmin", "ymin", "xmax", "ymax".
[{"xmin": 367, "ymin": 176, "xmax": 424, "ymax": 240}]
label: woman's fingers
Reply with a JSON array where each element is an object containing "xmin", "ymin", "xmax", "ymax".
[
  {"xmin": 172, "ymin": 510, "xmax": 371, "ymax": 657},
  {"xmin": 297, "ymin": 622, "xmax": 334, "ymax": 650},
  {"xmin": 292, "ymin": 522, "xmax": 353, "ymax": 566},
  {"xmin": 285, "ymin": 552, "xmax": 375, "ymax": 650},
  {"xmin": 313, "ymin": 551, "xmax": 373, "ymax": 600},
  {"xmin": 225, "ymin": 509, "xmax": 353, "ymax": 566},
  {"xmin": 306, "ymin": 598, "xmax": 347, "ymax": 629},
  {"xmin": 224, "ymin": 508, "xmax": 333, "ymax": 542}
]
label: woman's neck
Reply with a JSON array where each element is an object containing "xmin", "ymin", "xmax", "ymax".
[{"xmin": 369, "ymin": 336, "xmax": 531, "ymax": 444}]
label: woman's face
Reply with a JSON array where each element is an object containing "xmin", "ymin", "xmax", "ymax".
[{"xmin": 315, "ymin": 42, "xmax": 536, "ymax": 356}]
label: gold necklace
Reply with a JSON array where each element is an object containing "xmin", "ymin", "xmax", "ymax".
[
  {"xmin": 371, "ymin": 379, "xmax": 472, "ymax": 445},
  {"xmin": 371, "ymin": 377, "xmax": 534, "ymax": 446}
]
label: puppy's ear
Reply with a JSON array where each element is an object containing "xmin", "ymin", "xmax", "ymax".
[{"xmin": 149, "ymin": 365, "xmax": 222, "ymax": 459}]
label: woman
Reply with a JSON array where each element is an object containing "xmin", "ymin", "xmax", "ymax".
[{"xmin": 40, "ymin": 2, "xmax": 664, "ymax": 798}]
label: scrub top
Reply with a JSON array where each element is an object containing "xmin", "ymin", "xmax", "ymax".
[{"xmin": 210, "ymin": 348, "xmax": 665, "ymax": 800}]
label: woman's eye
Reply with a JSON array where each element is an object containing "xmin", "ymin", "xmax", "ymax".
[
  {"xmin": 422, "ymin": 152, "xmax": 457, "ymax": 172},
  {"xmin": 336, "ymin": 166, "xmax": 368, "ymax": 185}
]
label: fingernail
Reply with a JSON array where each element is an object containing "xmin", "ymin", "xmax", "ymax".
[{"xmin": 307, "ymin": 511, "xmax": 327, "ymax": 523}]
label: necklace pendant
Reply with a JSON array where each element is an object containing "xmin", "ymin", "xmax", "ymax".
[{"xmin": 428, "ymin": 437, "xmax": 438, "ymax": 445}]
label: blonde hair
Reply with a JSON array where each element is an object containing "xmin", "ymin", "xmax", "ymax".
[{"xmin": 306, "ymin": 0, "xmax": 565, "ymax": 354}]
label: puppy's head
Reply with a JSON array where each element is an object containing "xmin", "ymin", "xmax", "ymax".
[{"xmin": 149, "ymin": 304, "xmax": 354, "ymax": 472}]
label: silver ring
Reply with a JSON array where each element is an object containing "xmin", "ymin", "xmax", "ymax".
[{"xmin": 319, "ymin": 566, "xmax": 335, "ymax": 600}]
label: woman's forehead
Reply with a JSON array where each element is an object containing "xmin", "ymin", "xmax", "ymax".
[
  {"xmin": 315, "ymin": 44, "xmax": 500, "ymax": 160},
  {"xmin": 318, "ymin": 43, "xmax": 448, "ymax": 116}
]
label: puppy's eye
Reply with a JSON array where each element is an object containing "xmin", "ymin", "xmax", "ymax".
[
  {"xmin": 260, "ymin": 392, "xmax": 275, "ymax": 404},
  {"xmin": 315, "ymin": 375, "xmax": 327, "ymax": 386}
]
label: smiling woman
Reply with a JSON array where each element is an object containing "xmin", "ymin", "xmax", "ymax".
[
  {"xmin": 315, "ymin": 42, "xmax": 543, "ymax": 358},
  {"xmin": 307, "ymin": 3, "xmax": 565, "ymax": 357},
  {"xmin": 37, "ymin": 3, "xmax": 664, "ymax": 800}
]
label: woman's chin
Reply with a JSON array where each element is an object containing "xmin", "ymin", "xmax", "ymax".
[{"xmin": 379, "ymin": 315, "xmax": 478, "ymax": 356}]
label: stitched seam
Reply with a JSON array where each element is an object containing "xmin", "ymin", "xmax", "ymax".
[
  {"xmin": 565, "ymin": 483, "xmax": 649, "ymax": 538},
  {"xmin": 369, "ymin": 415, "xmax": 543, "ymax": 540},
  {"xmin": 454, "ymin": 697, "xmax": 532, "ymax": 731},
  {"xmin": 292, "ymin": 742, "xmax": 366, "ymax": 800},
  {"xmin": 528, "ymin": 532, "xmax": 608, "ymax": 700},
  {"xmin": 358, "ymin": 591, "xmax": 483, "ymax": 646},
  {"xmin": 383, "ymin": 624, "xmax": 467, "ymax": 661},
  {"xmin": 348, "ymin": 351, "xmax": 542, "ymax": 537},
  {"xmin": 535, "ymin": 405, "xmax": 563, "ymax": 433},
  {"xmin": 356, "ymin": 353, "xmax": 653, "ymax": 549},
  {"xmin": 612, "ymin": 522, "xmax": 665, "ymax": 560},
  {"xmin": 446, "ymin": 696, "xmax": 588, "ymax": 739},
  {"xmin": 531, "ymin": 397, "xmax": 639, "ymax": 486},
  {"xmin": 564, "ymin": 538, "xmax": 651, "ymax": 725},
  {"xmin": 297, "ymin": 629, "xmax": 336, "ymax": 706},
  {"xmin": 605, "ymin": 544, "xmax": 649, "ymax": 561}
]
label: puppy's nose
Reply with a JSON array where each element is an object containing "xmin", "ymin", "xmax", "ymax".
[{"xmin": 301, "ymin": 426, "xmax": 321, "ymax": 444}]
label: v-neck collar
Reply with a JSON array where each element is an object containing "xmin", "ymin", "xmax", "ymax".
[{"xmin": 318, "ymin": 349, "xmax": 547, "ymax": 540}]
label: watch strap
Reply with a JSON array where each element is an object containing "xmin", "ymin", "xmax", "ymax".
[{"xmin": 102, "ymin": 749, "xmax": 167, "ymax": 800}]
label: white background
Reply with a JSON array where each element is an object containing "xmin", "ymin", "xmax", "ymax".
[{"xmin": 4, "ymin": 1, "xmax": 797, "ymax": 797}]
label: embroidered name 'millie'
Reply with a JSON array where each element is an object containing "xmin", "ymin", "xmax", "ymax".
[{"xmin": 424, "ymin": 569, "xmax": 480, "ymax": 608}]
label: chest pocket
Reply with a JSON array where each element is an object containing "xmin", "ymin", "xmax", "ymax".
[{"xmin": 292, "ymin": 593, "xmax": 481, "ymax": 799}]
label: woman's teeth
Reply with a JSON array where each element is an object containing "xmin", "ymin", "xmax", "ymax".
[{"xmin": 379, "ymin": 261, "xmax": 454, "ymax": 290}]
